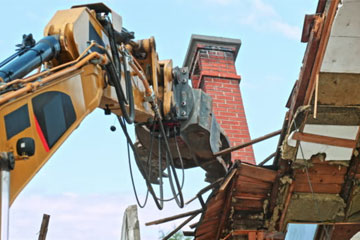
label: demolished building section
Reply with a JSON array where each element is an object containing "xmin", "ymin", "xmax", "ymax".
[{"xmin": 182, "ymin": 0, "xmax": 360, "ymax": 239}]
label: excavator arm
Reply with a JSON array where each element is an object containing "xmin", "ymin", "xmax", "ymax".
[{"xmin": 0, "ymin": 3, "xmax": 230, "ymax": 238}]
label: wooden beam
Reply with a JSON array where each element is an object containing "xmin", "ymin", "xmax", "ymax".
[
  {"xmin": 301, "ymin": 14, "xmax": 317, "ymax": 43},
  {"xmin": 294, "ymin": 182, "xmax": 342, "ymax": 194},
  {"xmin": 185, "ymin": 178, "xmax": 223, "ymax": 205},
  {"xmin": 279, "ymin": 183, "xmax": 294, "ymax": 231},
  {"xmin": 215, "ymin": 172, "xmax": 237, "ymax": 240},
  {"xmin": 341, "ymin": 153, "xmax": 360, "ymax": 220},
  {"xmin": 239, "ymin": 163, "xmax": 277, "ymax": 182},
  {"xmin": 38, "ymin": 214, "xmax": 50, "ymax": 240},
  {"xmin": 258, "ymin": 152, "xmax": 276, "ymax": 166},
  {"xmin": 294, "ymin": 173, "xmax": 345, "ymax": 184},
  {"xmin": 304, "ymin": 0, "xmax": 341, "ymax": 105},
  {"xmin": 269, "ymin": 160, "xmax": 291, "ymax": 214},
  {"xmin": 145, "ymin": 209, "xmax": 202, "ymax": 226},
  {"xmin": 233, "ymin": 192, "xmax": 267, "ymax": 201},
  {"xmin": 248, "ymin": 231, "xmax": 256, "ymax": 240},
  {"xmin": 302, "ymin": 163, "xmax": 347, "ymax": 175},
  {"xmin": 289, "ymin": 15, "xmax": 323, "ymax": 120},
  {"xmin": 292, "ymin": 132, "xmax": 356, "ymax": 149},
  {"xmin": 331, "ymin": 224, "xmax": 360, "ymax": 240},
  {"xmin": 214, "ymin": 130, "xmax": 281, "ymax": 157},
  {"xmin": 163, "ymin": 213, "xmax": 199, "ymax": 240},
  {"xmin": 219, "ymin": 168, "xmax": 237, "ymax": 192},
  {"xmin": 182, "ymin": 231, "xmax": 195, "ymax": 236}
]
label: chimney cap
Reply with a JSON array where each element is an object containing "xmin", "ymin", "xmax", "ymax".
[{"xmin": 183, "ymin": 34, "xmax": 242, "ymax": 68}]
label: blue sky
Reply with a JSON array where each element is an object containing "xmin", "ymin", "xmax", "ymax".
[{"xmin": 1, "ymin": 0, "xmax": 319, "ymax": 239}]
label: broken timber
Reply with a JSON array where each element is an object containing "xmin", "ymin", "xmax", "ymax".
[{"xmin": 191, "ymin": 1, "xmax": 360, "ymax": 238}]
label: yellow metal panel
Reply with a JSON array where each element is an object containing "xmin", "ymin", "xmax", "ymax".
[{"xmin": 0, "ymin": 64, "xmax": 104, "ymax": 204}]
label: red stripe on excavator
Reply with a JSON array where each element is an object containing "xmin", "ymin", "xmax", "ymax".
[{"xmin": 33, "ymin": 115, "xmax": 49, "ymax": 152}]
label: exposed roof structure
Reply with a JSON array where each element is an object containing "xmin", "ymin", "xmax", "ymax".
[{"xmin": 191, "ymin": 0, "xmax": 360, "ymax": 239}]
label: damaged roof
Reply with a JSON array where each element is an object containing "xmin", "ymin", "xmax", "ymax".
[{"xmin": 192, "ymin": 0, "xmax": 360, "ymax": 239}]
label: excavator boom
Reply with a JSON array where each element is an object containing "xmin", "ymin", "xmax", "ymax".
[{"xmin": 0, "ymin": 3, "xmax": 231, "ymax": 239}]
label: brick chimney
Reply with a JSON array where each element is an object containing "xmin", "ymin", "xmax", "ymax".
[{"xmin": 184, "ymin": 35, "xmax": 255, "ymax": 164}]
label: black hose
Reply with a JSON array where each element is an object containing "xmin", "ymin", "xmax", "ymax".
[
  {"xmin": 155, "ymin": 126, "xmax": 185, "ymax": 202},
  {"xmin": 105, "ymin": 57, "xmax": 135, "ymax": 124},
  {"xmin": 118, "ymin": 116, "xmax": 164, "ymax": 210},
  {"xmin": 158, "ymin": 134, "xmax": 164, "ymax": 209},
  {"xmin": 158, "ymin": 121, "xmax": 184, "ymax": 207},
  {"xmin": 120, "ymin": 51, "xmax": 135, "ymax": 123},
  {"xmin": 104, "ymin": 19, "xmax": 135, "ymax": 124},
  {"xmin": 126, "ymin": 132, "xmax": 149, "ymax": 208}
]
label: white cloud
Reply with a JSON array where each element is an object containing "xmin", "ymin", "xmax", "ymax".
[
  {"xmin": 271, "ymin": 20, "xmax": 301, "ymax": 40},
  {"xmin": 246, "ymin": 0, "xmax": 301, "ymax": 40},
  {"xmin": 253, "ymin": 0, "xmax": 277, "ymax": 17},
  {"xmin": 203, "ymin": 0, "xmax": 301, "ymax": 40}
]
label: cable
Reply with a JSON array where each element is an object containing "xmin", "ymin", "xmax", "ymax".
[
  {"xmin": 104, "ymin": 17, "xmax": 135, "ymax": 124},
  {"xmin": 155, "ymin": 126, "xmax": 185, "ymax": 202},
  {"xmin": 158, "ymin": 134, "xmax": 164, "ymax": 209},
  {"xmin": 105, "ymin": 58, "xmax": 135, "ymax": 124},
  {"xmin": 118, "ymin": 116, "xmax": 164, "ymax": 210},
  {"xmin": 160, "ymin": 125, "xmax": 184, "ymax": 207},
  {"xmin": 126, "ymin": 130, "xmax": 149, "ymax": 208}
]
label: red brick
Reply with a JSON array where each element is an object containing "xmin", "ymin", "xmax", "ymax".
[{"xmin": 190, "ymin": 45, "xmax": 255, "ymax": 164}]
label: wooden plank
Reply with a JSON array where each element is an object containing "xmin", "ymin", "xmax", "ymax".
[
  {"xmin": 279, "ymin": 183, "xmax": 295, "ymax": 231},
  {"xmin": 145, "ymin": 209, "xmax": 202, "ymax": 226},
  {"xmin": 219, "ymin": 168, "xmax": 237, "ymax": 192},
  {"xmin": 233, "ymin": 192, "xmax": 268, "ymax": 201},
  {"xmin": 234, "ymin": 205, "xmax": 263, "ymax": 212},
  {"xmin": 294, "ymin": 182, "xmax": 342, "ymax": 194},
  {"xmin": 237, "ymin": 176, "xmax": 272, "ymax": 189},
  {"xmin": 304, "ymin": 0, "xmax": 341, "ymax": 105},
  {"xmin": 331, "ymin": 224, "xmax": 360, "ymax": 240},
  {"xmin": 205, "ymin": 197, "xmax": 225, "ymax": 213},
  {"xmin": 237, "ymin": 187, "xmax": 272, "ymax": 195},
  {"xmin": 294, "ymin": 173, "xmax": 345, "ymax": 184},
  {"xmin": 249, "ymin": 231, "xmax": 256, "ymax": 240},
  {"xmin": 292, "ymin": 132, "xmax": 356, "ymax": 149},
  {"xmin": 214, "ymin": 130, "xmax": 281, "ymax": 157},
  {"xmin": 233, "ymin": 199, "xmax": 263, "ymax": 209},
  {"xmin": 198, "ymin": 217, "xmax": 219, "ymax": 227},
  {"xmin": 239, "ymin": 164, "xmax": 277, "ymax": 182},
  {"xmin": 215, "ymin": 173, "xmax": 237, "ymax": 240},
  {"xmin": 183, "ymin": 231, "xmax": 195, "ymax": 237},
  {"xmin": 163, "ymin": 213, "xmax": 199, "ymax": 240},
  {"xmin": 237, "ymin": 181, "xmax": 272, "ymax": 192},
  {"xmin": 303, "ymin": 163, "xmax": 347, "ymax": 175},
  {"xmin": 257, "ymin": 231, "xmax": 265, "ymax": 240},
  {"xmin": 302, "ymin": 14, "xmax": 316, "ymax": 43},
  {"xmin": 289, "ymin": 15, "xmax": 323, "ymax": 119},
  {"xmin": 203, "ymin": 209, "xmax": 222, "ymax": 220},
  {"xmin": 232, "ymin": 230, "xmax": 257, "ymax": 235},
  {"xmin": 196, "ymin": 221, "xmax": 218, "ymax": 236},
  {"xmin": 196, "ymin": 231, "xmax": 217, "ymax": 240},
  {"xmin": 341, "ymin": 154, "xmax": 360, "ymax": 219}
]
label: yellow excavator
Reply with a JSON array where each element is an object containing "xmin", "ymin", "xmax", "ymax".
[{"xmin": 0, "ymin": 3, "xmax": 231, "ymax": 238}]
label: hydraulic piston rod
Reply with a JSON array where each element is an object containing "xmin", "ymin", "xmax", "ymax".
[{"xmin": 0, "ymin": 35, "xmax": 61, "ymax": 83}]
